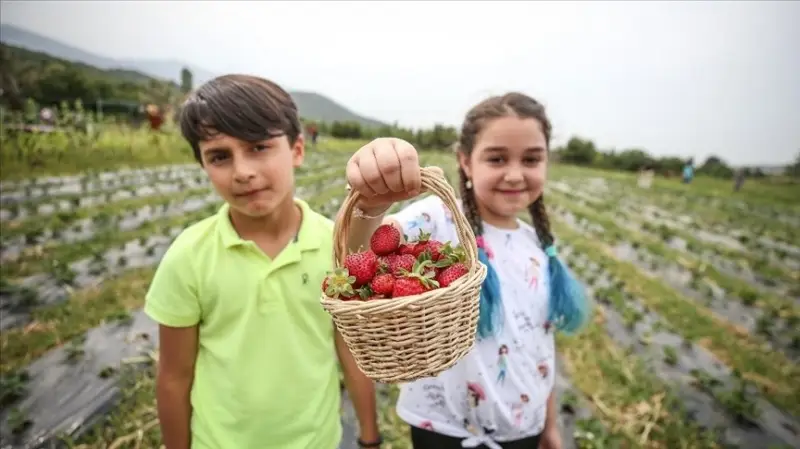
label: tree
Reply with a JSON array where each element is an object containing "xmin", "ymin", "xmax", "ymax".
[
  {"xmin": 180, "ymin": 67, "xmax": 193, "ymax": 94},
  {"xmin": 559, "ymin": 137, "xmax": 598, "ymax": 165},
  {"xmin": 698, "ymin": 155, "xmax": 734, "ymax": 179},
  {"xmin": 788, "ymin": 151, "xmax": 800, "ymax": 178}
]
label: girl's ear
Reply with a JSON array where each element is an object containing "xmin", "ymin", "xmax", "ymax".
[{"xmin": 457, "ymin": 151, "xmax": 472, "ymax": 179}]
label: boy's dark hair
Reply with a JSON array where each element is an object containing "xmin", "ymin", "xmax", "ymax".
[{"xmin": 179, "ymin": 74, "xmax": 302, "ymax": 164}]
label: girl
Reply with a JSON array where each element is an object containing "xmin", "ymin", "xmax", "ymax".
[{"xmin": 344, "ymin": 92, "xmax": 590, "ymax": 449}]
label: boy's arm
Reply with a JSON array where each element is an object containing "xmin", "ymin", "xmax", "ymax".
[
  {"xmin": 144, "ymin": 238, "xmax": 202, "ymax": 449},
  {"xmin": 156, "ymin": 324, "xmax": 199, "ymax": 449},
  {"xmin": 334, "ymin": 328, "xmax": 381, "ymax": 446}
]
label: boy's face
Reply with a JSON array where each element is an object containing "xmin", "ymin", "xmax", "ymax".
[{"xmin": 198, "ymin": 132, "xmax": 305, "ymax": 219}]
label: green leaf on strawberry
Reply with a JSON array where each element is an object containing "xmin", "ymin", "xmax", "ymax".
[{"xmin": 323, "ymin": 267, "xmax": 357, "ymax": 299}]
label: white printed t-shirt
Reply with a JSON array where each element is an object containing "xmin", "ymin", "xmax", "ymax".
[{"xmin": 388, "ymin": 195, "xmax": 555, "ymax": 448}]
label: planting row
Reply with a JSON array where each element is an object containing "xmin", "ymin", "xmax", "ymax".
[
  {"xmin": 549, "ymin": 179, "xmax": 799, "ymax": 295},
  {"xmin": 546, "ymin": 190, "xmax": 800, "ymax": 363},
  {"xmin": 558, "ymin": 243, "xmax": 799, "ymax": 449},
  {"xmin": 551, "ymin": 173, "xmax": 800, "ymax": 267},
  {"xmin": 549, "ymin": 180, "xmax": 799, "ymax": 305},
  {"xmin": 0, "ymin": 150, "xmax": 349, "ymax": 221},
  {"xmin": 0, "ymin": 166, "xmax": 618, "ymax": 448},
  {"xmin": 548, "ymin": 211, "xmax": 800, "ymax": 419},
  {"xmin": 0, "ymin": 180, "xmax": 348, "ymax": 333},
  {"xmin": 0, "ymin": 167, "xmax": 347, "ymax": 263}
]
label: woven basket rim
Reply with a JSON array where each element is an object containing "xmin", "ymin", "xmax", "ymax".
[{"xmin": 323, "ymin": 165, "xmax": 484, "ymax": 307}]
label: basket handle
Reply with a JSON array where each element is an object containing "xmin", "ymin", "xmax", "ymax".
[{"xmin": 332, "ymin": 166, "xmax": 479, "ymax": 268}]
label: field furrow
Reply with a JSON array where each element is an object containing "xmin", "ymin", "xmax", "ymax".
[{"xmin": 2, "ymin": 136, "xmax": 797, "ymax": 449}]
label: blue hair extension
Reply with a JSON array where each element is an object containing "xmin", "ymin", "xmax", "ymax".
[
  {"xmin": 476, "ymin": 241, "xmax": 503, "ymax": 340},
  {"xmin": 545, "ymin": 244, "xmax": 591, "ymax": 335}
]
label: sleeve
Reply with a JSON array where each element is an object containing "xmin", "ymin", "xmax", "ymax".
[
  {"xmin": 144, "ymin": 238, "xmax": 201, "ymax": 328},
  {"xmin": 387, "ymin": 194, "xmax": 449, "ymax": 243}
]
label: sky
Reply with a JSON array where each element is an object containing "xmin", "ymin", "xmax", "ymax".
[{"xmin": 1, "ymin": 1, "xmax": 798, "ymax": 166}]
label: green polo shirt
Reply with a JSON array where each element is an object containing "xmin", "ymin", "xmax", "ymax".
[{"xmin": 144, "ymin": 197, "xmax": 341, "ymax": 449}]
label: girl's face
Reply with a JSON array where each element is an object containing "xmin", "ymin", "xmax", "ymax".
[{"xmin": 459, "ymin": 115, "xmax": 548, "ymax": 228}]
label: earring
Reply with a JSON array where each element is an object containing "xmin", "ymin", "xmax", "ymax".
[{"xmin": 466, "ymin": 179, "xmax": 473, "ymax": 189}]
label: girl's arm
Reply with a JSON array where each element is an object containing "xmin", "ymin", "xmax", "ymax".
[{"xmin": 544, "ymin": 389, "xmax": 558, "ymax": 431}]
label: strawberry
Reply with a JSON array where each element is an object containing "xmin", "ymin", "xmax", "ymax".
[
  {"xmin": 418, "ymin": 239, "xmax": 444, "ymax": 261},
  {"xmin": 370, "ymin": 224, "xmax": 401, "ymax": 256},
  {"xmin": 398, "ymin": 243, "xmax": 417, "ymax": 256},
  {"xmin": 378, "ymin": 254, "xmax": 398, "ymax": 274},
  {"xmin": 436, "ymin": 263, "xmax": 468, "ymax": 288},
  {"xmin": 370, "ymin": 273, "xmax": 395, "ymax": 296},
  {"xmin": 390, "ymin": 254, "xmax": 416, "ymax": 275},
  {"xmin": 344, "ymin": 250, "xmax": 378, "ymax": 287},
  {"xmin": 322, "ymin": 268, "xmax": 357, "ymax": 299},
  {"xmin": 392, "ymin": 277, "xmax": 431, "ymax": 297},
  {"xmin": 391, "ymin": 256, "xmax": 440, "ymax": 298}
]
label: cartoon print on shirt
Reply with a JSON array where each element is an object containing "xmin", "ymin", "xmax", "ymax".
[
  {"xmin": 496, "ymin": 344, "xmax": 509, "ymax": 386},
  {"xmin": 390, "ymin": 199, "xmax": 557, "ymax": 441},
  {"xmin": 511, "ymin": 394, "xmax": 530, "ymax": 428},
  {"xmin": 405, "ymin": 212, "xmax": 432, "ymax": 233},
  {"xmin": 527, "ymin": 255, "xmax": 541, "ymax": 290},
  {"xmin": 513, "ymin": 309, "xmax": 535, "ymax": 333},
  {"xmin": 467, "ymin": 382, "xmax": 485, "ymax": 408},
  {"xmin": 537, "ymin": 360, "xmax": 549, "ymax": 379}
]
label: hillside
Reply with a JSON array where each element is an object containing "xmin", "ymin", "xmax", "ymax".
[
  {"xmin": 0, "ymin": 23, "xmax": 386, "ymax": 128},
  {"xmin": 0, "ymin": 43, "xmax": 181, "ymax": 108}
]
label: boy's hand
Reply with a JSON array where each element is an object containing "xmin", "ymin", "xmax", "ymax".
[{"xmin": 346, "ymin": 138, "xmax": 425, "ymax": 215}]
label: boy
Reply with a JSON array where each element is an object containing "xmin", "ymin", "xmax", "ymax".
[{"xmin": 144, "ymin": 74, "xmax": 381, "ymax": 449}]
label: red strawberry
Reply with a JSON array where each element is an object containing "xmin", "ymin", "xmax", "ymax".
[
  {"xmin": 390, "ymin": 254, "xmax": 416, "ymax": 275},
  {"xmin": 398, "ymin": 243, "xmax": 416, "ymax": 256},
  {"xmin": 378, "ymin": 254, "xmax": 398, "ymax": 273},
  {"xmin": 392, "ymin": 277, "xmax": 432, "ymax": 297},
  {"xmin": 391, "ymin": 257, "xmax": 440, "ymax": 298},
  {"xmin": 370, "ymin": 273, "xmax": 395, "ymax": 296},
  {"xmin": 370, "ymin": 224, "xmax": 401, "ymax": 256},
  {"xmin": 418, "ymin": 240, "xmax": 444, "ymax": 261},
  {"xmin": 436, "ymin": 263, "xmax": 468, "ymax": 288},
  {"xmin": 344, "ymin": 250, "xmax": 378, "ymax": 287}
]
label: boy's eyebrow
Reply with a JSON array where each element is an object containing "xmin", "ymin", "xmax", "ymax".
[{"xmin": 202, "ymin": 146, "xmax": 230, "ymax": 156}]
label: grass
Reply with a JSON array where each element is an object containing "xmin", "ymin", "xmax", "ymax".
[
  {"xmin": 2, "ymin": 126, "xmax": 798, "ymax": 448},
  {"xmin": 553, "ymin": 220, "xmax": 800, "ymax": 416}
]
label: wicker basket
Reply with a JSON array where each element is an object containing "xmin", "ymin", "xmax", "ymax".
[{"xmin": 320, "ymin": 166, "xmax": 487, "ymax": 383}]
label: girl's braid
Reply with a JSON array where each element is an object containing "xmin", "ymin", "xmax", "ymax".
[
  {"xmin": 458, "ymin": 166, "xmax": 484, "ymax": 238},
  {"xmin": 528, "ymin": 195, "xmax": 554, "ymax": 249}
]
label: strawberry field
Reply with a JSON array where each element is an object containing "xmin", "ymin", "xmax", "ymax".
[{"xmin": 1, "ymin": 127, "xmax": 798, "ymax": 449}]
